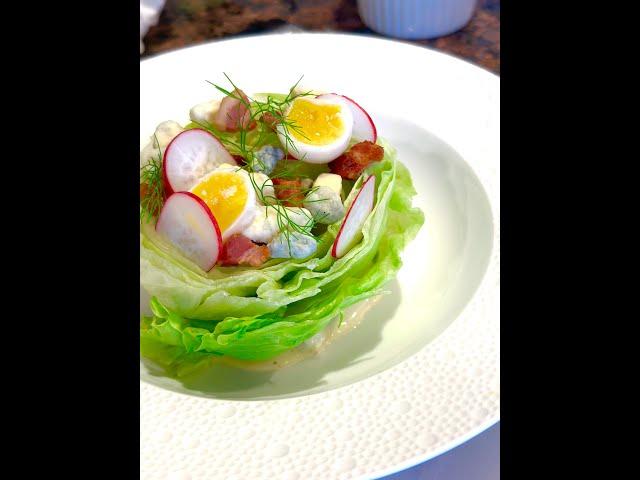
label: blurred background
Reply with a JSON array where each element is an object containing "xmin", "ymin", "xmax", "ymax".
[
  {"xmin": 140, "ymin": 1, "xmax": 500, "ymax": 478},
  {"xmin": 141, "ymin": 0, "xmax": 500, "ymax": 74}
]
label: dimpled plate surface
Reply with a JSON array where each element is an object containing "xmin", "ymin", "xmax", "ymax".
[{"xmin": 140, "ymin": 33, "xmax": 499, "ymax": 480}]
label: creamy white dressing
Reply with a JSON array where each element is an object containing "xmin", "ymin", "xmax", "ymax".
[{"xmin": 214, "ymin": 294, "xmax": 382, "ymax": 372}]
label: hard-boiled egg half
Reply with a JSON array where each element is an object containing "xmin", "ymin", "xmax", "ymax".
[
  {"xmin": 189, "ymin": 164, "xmax": 257, "ymax": 240},
  {"xmin": 277, "ymin": 97, "xmax": 353, "ymax": 164}
]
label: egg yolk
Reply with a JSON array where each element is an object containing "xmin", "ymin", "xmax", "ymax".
[
  {"xmin": 286, "ymin": 99, "xmax": 345, "ymax": 146},
  {"xmin": 190, "ymin": 171, "xmax": 248, "ymax": 233}
]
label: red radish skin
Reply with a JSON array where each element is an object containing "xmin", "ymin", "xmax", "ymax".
[
  {"xmin": 331, "ymin": 175, "xmax": 376, "ymax": 258},
  {"xmin": 341, "ymin": 94, "xmax": 377, "ymax": 143},
  {"xmin": 162, "ymin": 129, "xmax": 237, "ymax": 195},
  {"xmin": 316, "ymin": 93, "xmax": 377, "ymax": 143},
  {"xmin": 162, "ymin": 154, "xmax": 174, "ymax": 196},
  {"xmin": 156, "ymin": 192, "xmax": 223, "ymax": 271}
]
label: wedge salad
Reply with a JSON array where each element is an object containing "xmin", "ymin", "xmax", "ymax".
[{"xmin": 140, "ymin": 75, "xmax": 424, "ymax": 375}]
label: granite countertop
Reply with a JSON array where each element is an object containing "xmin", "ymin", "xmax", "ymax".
[{"xmin": 142, "ymin": 0, "xmax": 500, "ymax": 74}]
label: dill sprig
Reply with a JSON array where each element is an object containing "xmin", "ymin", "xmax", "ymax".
[
  {"xmin": 206, "ymin": 73, "xmax": 314, "ymax": 161},
  {"xmin": 140, "ymin": 135, "xmax": 165, "ymax": 223},
  {"xmin": 204, "ymin": 74, "xmax": 327, "ymax": 246}
]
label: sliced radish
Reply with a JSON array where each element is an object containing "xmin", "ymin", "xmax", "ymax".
[
  {"xmin": 316, "ymin": 93, "xmax": 377, "ymax": 143},
  {"xmin": 331, "ymin": 175, "xmax": 376, "ymax": 258},
  {"xmin": 162, "ymin": 129, "xmax": 236, "ymax": 195},
  {"xmin": 156, "ymin": 192, "xmax": 222, "ymax": 271}
]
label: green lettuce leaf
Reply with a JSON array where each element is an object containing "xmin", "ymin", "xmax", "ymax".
[{"xmin": 140, "ymin": 139, "xmax": 424, "ymax": 370}]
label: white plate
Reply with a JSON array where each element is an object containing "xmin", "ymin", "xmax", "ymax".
[{"xmin": 140, "ymin": 33, "xmax": 499, "ymax": 480}]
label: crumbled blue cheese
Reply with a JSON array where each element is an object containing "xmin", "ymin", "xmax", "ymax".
[
  {"xmin": 268, "ymin": 232, "xmax": 318, "ymax": 259},
  {"xmin": 154, "ymin": 121, "xmax": 184, "ymax": 146},
  {"xmin": 189, "ymin": 99, "xmax": 222, "ymax": 126},
  {"xmin": 304, "ymin": 186, "xmax": 345, "ymax": 224},
  {"xmin": 242, "ymin": 207, "xmax": 279, "ymax": 244},
  {"xmin": 313, "ymin": 173, "xmax": 343, "ymax": 196},
  {"xmin": 275, "ymin": 206, "xmax": 314, "ymax": 231},
  {"xmin": 140, "ymin": 120, "xmax": 184, "ymax": 168},
  {"xmin": 242, "ymin": 206, "xmax": 313, "ymax": 244},
  {"xmin": 253, "ymin": 145, "xmax": 284, "ymax": 175}
]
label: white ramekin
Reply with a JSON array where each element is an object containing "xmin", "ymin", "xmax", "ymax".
[{"xmin": 357, "ymin": 0, "xmax": 478, "ymax": 40}]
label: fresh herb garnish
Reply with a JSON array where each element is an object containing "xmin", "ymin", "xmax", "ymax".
[
  {"xmin": 140, "ymin": 135, "xmax": 165, "ymax": 223},
  {"xmin": 206, "ymin": 73, "xmax": 313, "ymax": 162},
  {"xmin": 204, "ymin": 74, "xmax": 330, "ymax": 250}
]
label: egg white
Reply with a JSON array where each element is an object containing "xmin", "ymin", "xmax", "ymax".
[{"xmin": 277, "ymin": 98, "xmax": 354, "ymax": 164}]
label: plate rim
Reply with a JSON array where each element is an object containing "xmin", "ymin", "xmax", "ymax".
[
  {"xmin": 140, "ymin": 33, "xmax": 500, "ymax": 479},
  {"xmin": 141, "ymin": 31, "xmax": 500, "ymax": 80}
]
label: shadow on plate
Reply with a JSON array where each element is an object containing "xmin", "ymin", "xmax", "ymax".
[{"xmin": 141, "ymin": 279, "xmax": 402, "ymax": 400}]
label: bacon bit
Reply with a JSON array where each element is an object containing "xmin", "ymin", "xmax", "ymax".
[
  {"xmin": 140, "ymin": 182, "xmax": 165, "ymax": 216},
  {"xmin": 272, "ymin": 177, "xmax": 305, "ymax": 207},
  {"xmin": 140, "ymin": 182, "xmax": 149, "ymax": 201},
  {"xmin": 212, "ymin": 89, "xmax": 257, "ymax": 132},
  {"xmin": 219, "ymin": 234, "xmax": 270, "ymax": 267},
  {"xmin": 140, "ymin": 182, "xmax": 164, "ymax": 215},
  {"xmin": 260, "ymin": 112, "xmax": 279, "ymax": 130},
  {"xmin": 329, "ymin": 141, "xmax": 384, "ymax": 180},
  {"xmin": 232, "ymin": 154, "xmax": 246, "ymax": 165}
]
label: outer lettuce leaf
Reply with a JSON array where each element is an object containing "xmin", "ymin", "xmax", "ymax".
[{"xmin": 140, "ymin": 139, "xmax": 424, "ymax": 368}]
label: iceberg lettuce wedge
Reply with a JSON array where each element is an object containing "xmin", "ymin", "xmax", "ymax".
[{"xmin": 140, "ymin": 139, "xmax": 424, "ymax": 371}]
